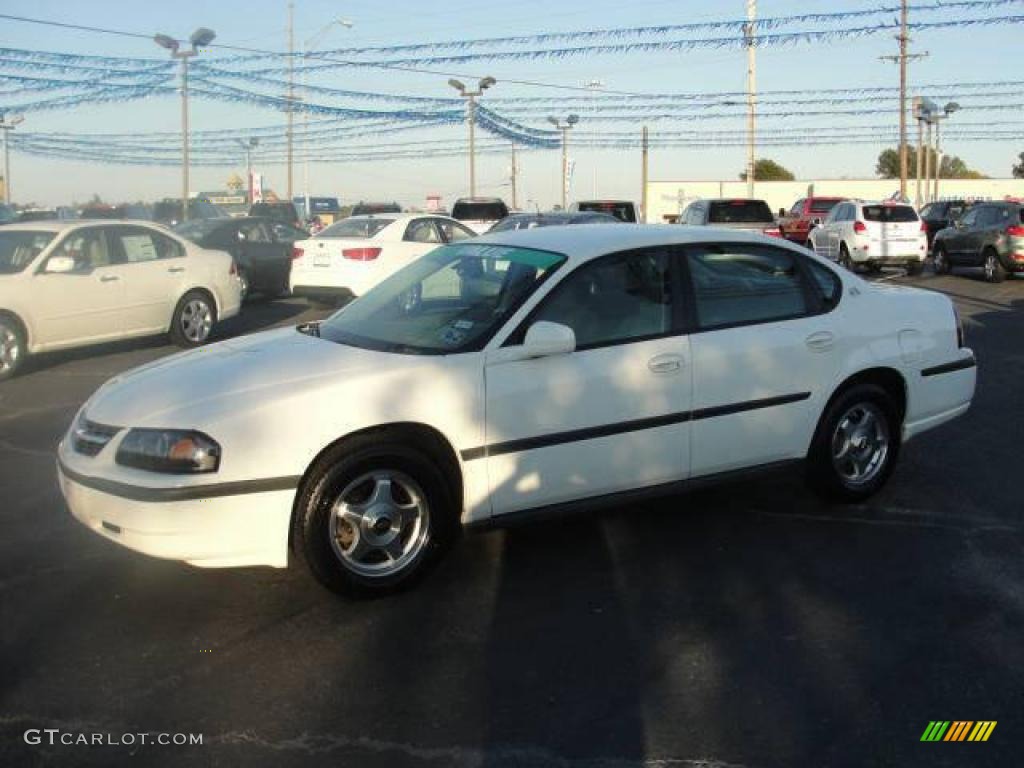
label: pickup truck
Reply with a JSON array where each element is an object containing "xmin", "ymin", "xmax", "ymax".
[{"xmin": 778, "ymin": 197, "xmax": 845, "ymax": 246}]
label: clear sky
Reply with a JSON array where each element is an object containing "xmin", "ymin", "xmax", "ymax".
[{"xmin": 1, "ymin": 0, "xmax": 1021, "ymax": 208}]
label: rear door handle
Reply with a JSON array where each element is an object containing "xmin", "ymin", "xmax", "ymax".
[
  {"xmin": 99, "ymin": 275, "xmax": 119, "ymax": 283},
  {"xmin": 167, "ymin": 266, "xmax": 186, "ymax": 273},
  {"xmin": 648, "ymin": 354, "xmax": 684, "ymax": 374},
  {"xmin": 805, "ymin": 331, "xmax": 835, "ymax": 352}
]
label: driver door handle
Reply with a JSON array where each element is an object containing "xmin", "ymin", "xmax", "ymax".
[
  {"xmin": 805, "ymin": 331, "xmax": 835, "ymax": 352},
  {"xmin": 167, "ymin": 266, "xmax": 186, "ymax": 273},
  {"xmin": 99, "ymin": 275, "xmax": 120, "ymax": 283}
]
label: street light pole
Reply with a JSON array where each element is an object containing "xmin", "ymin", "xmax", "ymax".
[
  {"xmin": 548, "ymin": 114, "xmax": 579, "ymax": 210},
  {"xmin": 449, "ymin": 77, "xmax": 496, "ymax": 198},
  {"xmin": 931, "ymin": 102, "xmax": 960, "ymax": 203},
  {"xmin": 0, "ymin": 114, "xmax": 24, "ymax": 204},
  {"xmin": 302, "ymin": 18, "xmax": 354, "ymax": 221},
  {"xmin": 584, "ymin": 79, "xmax": 604, "ymax": 197},
  {"xmin": 154, "ymin": 27, "xmax": 216, "ymax": 223},
  {"xmin": 237, "ymin": 138, "xmax": 259, "ymax": 202}
]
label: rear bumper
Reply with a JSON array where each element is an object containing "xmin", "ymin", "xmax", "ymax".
[
  {"xmin": 290, "ymin": 285, "xmax": 355, "ymax": 303},
  {"xmin": 904, "ymin": 352, "xmax": 977, "ymax": 441}
]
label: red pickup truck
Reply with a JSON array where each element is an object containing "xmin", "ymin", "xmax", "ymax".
[{"xmin": 778, "ymin": 197, "xmax": 845, "ymax": 246}]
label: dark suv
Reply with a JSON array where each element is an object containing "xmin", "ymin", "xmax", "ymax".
[
  {"xmin": 932, "ymin": 200, "xmax": 1024, "ymax": 283},
  {"xmin": 919, "ymin": 199, "xmax": 972, "ymax": 251}
]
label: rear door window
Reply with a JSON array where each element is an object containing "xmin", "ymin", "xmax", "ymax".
[
  {"xmin": 404, "ymin": 219, "xmax": 442, "ymax": 244},
  {"xmin": 707, "ymin": 200, "xmax": 775, "ymax": 224},
  {"xmin": 861, "ymin": 205, "xmax": 918, "ymax": 222},
  {"xmin": 452, "ymin": 201, "xmax": 509, "ymax": 221}
]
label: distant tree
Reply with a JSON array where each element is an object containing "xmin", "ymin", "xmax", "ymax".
[
  {"xmin": 876, "ymin": 147, "xmax": 987, "ymax": 179},
  {"xmin": 1013, "ymin": 151, "xmax": 1024, "ymax": 179},
  {"xmin": 739, "ymin": 158, "xmax": 795, "ymax": 182}
]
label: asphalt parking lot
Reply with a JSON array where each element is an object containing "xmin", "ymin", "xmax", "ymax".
[{"xmin": 1, "ymin": 268, "xmax": 1021, "ymax": 768}]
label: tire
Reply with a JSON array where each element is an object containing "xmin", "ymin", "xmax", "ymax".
[
  {"xmin": 804, "ymin": 239, "xmax": 815, "ymax": 252},
  {"xmin": 293, "ymin": 434, "xmax": 457, "ymax": 597},
  {"xmin": 838, "ymin": 244, "xmax": 854, "ymax": 271},
  {"xmin": 806, "ymin": 383, "xmax": 901, "ymax": 503},
  {"xmin": 983, "ymin": 248, "xmax": 1006, "ymax": 284},
  {"xmin": 905, "ymin": 261, "xmax": 924, "ymax": 276},
  {"xmin": 169, "ymin": 290, "xmax": 216, "ymax": 348},
  {"xmin": 933, "ymin": 245, "xmax": 950, "ymax": 275},
  {"xmin": 0, "ymin": 315, "xmax": 26, "ymax": 382},
  {"xmin": 237, "ymin": 269, "xmax": 250, "ymax": 302}
]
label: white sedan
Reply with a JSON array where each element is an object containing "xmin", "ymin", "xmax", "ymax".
[
  {"xmin": 289, "ymin": 213, "xmax": 477, "ymax": 305},
  {"xmin": 58, "ymin": 225, "xmax": 976, "ymax": 596},
  {"xmin": 0, "ymin": 220, "xmax": 242, "ymax": 380}
]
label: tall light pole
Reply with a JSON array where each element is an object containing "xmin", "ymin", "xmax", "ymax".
[
  {"xmin": 548, "ymin": 114, "xmax": 579, "ymax": 210},
  {"xmin": 744, "ymin": 0, "xmax": 757, "ymax": 198},
  {"xmin": 0, "ymin": 113, "xmax": 24, "ymax": 204},
  {"xmin": 449, "ymin": 76, "xmax": 496, "ymax": 198},
  {"xmin": 237, "ymin": 137, "xmax": 259, "ymax": 202},
  {"xmin": 302, "ymin": 17, "xmax": 354, "ymax": 220},
  {"xmin": 931, "ymin": 102, "xmax": 960, "ymax": 203},
  {"xmin": 154, "ymin": 27, "xmax": 216, "ymax": 223},
  {"xmin": 584, "ymin": 79, "xmax": 604, "ymax": 197}
]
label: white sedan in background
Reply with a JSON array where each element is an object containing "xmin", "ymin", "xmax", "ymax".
[
  {"xmin": 0, "ymin": 220, "xmax": 241, "ymax": 380},
  {"xmin": 290, "ymin": 213, "xmax": 477, "ymax": 305},
  {"xmin": 59, "ymin": 225, "xmax": 975, "ymax": 596}
]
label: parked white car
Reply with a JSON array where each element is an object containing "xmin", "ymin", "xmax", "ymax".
[
  {"xmin": 451, "ymin": 197, "xmax": 510, "ymax": 234},
  {"xmin": 59, "ymin": 225, "xmax": 975, "ymax": 596},
  {"xmin": 289, "ymin": 213, "xmax": 477, "ymax": 304},
  {"xmin": 808, "ymin": 200, "xmax": 928, "ymax": 274},
  {"xmin": 0, "ymin": 221, "xmax": 242, "ymax": 380}
]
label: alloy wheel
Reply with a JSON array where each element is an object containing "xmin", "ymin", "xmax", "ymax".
[
  {"xmin": 180, "ymin": 299, "xmax": 213, "ymax": 343},
  {"xmin": 0, "ymin": 323, "xmax": 20, "ymax": 376},
  {"xmin": 831, "ymin": 402, "xmax": 890, "ymax": 488},
  {"xmin": 329, "ymin": 470, "xmax": 431, "ymax": 578}
]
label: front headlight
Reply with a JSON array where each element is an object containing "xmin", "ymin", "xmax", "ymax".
[{"xmin": 115, "ymin": 429, "xmax": 221, "ymax": 474}]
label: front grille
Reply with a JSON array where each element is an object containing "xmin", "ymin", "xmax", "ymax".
[{"xmin": 71, "ymin": 419, "xmax": 121, "ymax": 457}]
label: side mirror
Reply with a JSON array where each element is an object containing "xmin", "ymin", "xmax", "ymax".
[
  {"xmin": 812, "ymin": 217, "xmax": 823, "ymax": 226},
  {"xmin": 522, "ymin": 321, "xmax": 576, "ymax": 358},
  {"xmin": 45, "ymin": 255, "xmax": 77, "ymax": 274}
]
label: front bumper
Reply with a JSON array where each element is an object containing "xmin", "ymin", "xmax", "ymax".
[{"xmin": 58, "ymin": 452, "xmax": 295, "ymax": 569}]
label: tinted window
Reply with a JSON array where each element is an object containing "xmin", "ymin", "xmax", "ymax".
[
  {"xmin": 533, "ymin": 249, "xmax": 672, "ymax": 349},
  {"xmin": 806, "ymin": 258, "xmax": 842, "ymax": 308},
  {"xmin": 862, "ymin": 205, "xmax": 918, "ymax": 223},
  {"xmin": 978, "ymin": 207, "xmax": 1008, "ymax": 227},
  {"xmin": 688, "ymin": 245, "xmax": 808, "ymax": 329},
  {"xmin": 809, "ymin": 199, "xmax": 841, "ymax": 214},
  {"xmin": 452, "ymin": 200, "xmax": 509, "ymax": 221},
  {"xmin": 0, "ymin": 231, "xmax": 55, "ymax": 273},
  {"xmin": 239, "ymin": 219, "xmax": 271, "ymax": 243},
  {"xmin": 707, "ymin": 200, "xmax": 774, "ymax": 224},
  {"xmin": 319, "ymin": 218, "xmax": 394, "ymax": 239},
  {"xmin": 351, "ymin": 203, "xmax": 402, "ymax": 216},
  {"xmin": 436, "ymin": 219, "xmax": 476, "ymax": 242},
  {"xmin": 404, "ymin": 219, "xmax": 442, "ymax": 244},
  {"xmin": 958, "ymin": 209, "xmax": 979, "ymax": 228},
  {"xmin": 919, "ymin": 204, "xmax": 935, "ymax": 220},
  {"xmin": 574, "ymin": 201, "xmax": 637, "ymax": 223}
]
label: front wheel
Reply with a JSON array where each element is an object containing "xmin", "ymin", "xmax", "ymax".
[
  {"xmin": 0, "ymin": 316, "xmax": 26, "ymax": 382},
  {"xmin": 169, "ymin": 290, "xmax": 216, "ymax": 348},
  {"xmin": 838, "ymin": 245, "xmax": 854, "ymax": 271},
  {"xmin": 293, "ymin": 435, "xmax": 457, "ymax": 597},
  {"xmin": 807, "ymin": 383, "xmax": 901, "ymax": 503},
  {"xmin": 983, "ymin": 249, "xmax": 1006, "ymax": 283}
]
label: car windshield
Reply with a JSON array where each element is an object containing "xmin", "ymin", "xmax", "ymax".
[
  {"xmin": 0, "ymin": 231, "xmax": 56, "ymax": 274},
  {"xmin": 575, "ymin": 201, "xmax": 636, "ymax": 222},
  {"xmin": 808, "ymin": 199, "xmax": 841, "ymax": 213},
  {"xmin": 452, "ymin": 201, "xmax": 508, "ymax": 221},
  {"xmin": 318, "ymin": 218, "xmax": 394, "ymax": 239},
  {"xmin": 708, "ymin": 200, "xmax": 774, "ymax": 224},
  {"xmin": 862, "ymin": 205, "xmax": 918, "ymax": 222},
  {"xmin": 318, "ymin": 243, "xmax": 566, "ymax": 354}
]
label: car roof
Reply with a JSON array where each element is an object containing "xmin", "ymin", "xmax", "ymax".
[
  {"xmin": 0, "ymin": 220, "xmax": 164, "ymax": 234},
  {"xmin": 472, "ymin": 223, "xmax": 796, "ymax": 262}
]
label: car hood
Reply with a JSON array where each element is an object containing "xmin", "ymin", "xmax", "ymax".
[{"xmin": 83, "ymin": 326, "xmax": 404, "ymax": 426}]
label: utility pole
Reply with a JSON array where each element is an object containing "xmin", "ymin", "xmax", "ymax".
[
  {"xmin": 548, "ymin": 115, "xmax": 579, "ymax": 210},
  {"xmin": 914, "ymin": 98, "xmax": 924, "ymax": 207},
  {"xmin": 584, "ymin": 79, "xmax": 604, "ymax": 197},
  {"xmin": 641, "ymin": 125, "xmax": 649, "ymax": 224},
  {"xmin": 238, "ymin": 138, "xmax": 259, "ymax": 201},
  {"xmin": 880, "ymin": 0, "xmax": 927, "ymax": 200},
  {"xmin": 923, "ymin": 119, "xmax": 933, "ymax": 205},
  {"xmin": 287, "ymin": 0, "xmax": 295, "ymax": 202},
  {"xmin": 0, "ymin": 114, "xmax": 24, "ymax": 204},
  {"xmin": 744, "ymin": 0, "xmax": 757, "ymax": 198},
  {"xmin": 510, "ymin": 142, "xmax": 518, "ymax": 210}
]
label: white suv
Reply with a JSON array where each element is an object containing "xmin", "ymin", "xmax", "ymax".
[{"xmin": 809, "ymin": 201, "xmax": 927, "ymax": 274}]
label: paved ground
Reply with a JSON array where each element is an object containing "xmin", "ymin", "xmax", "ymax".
[{"xmin": 1, "ymin": 267, "xmax": 1021, "ymax": 768}]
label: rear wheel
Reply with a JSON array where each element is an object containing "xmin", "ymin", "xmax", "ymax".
[
  {"xmin": 933, "ymin": 245, "xmax": 950, "ymax": 275},
  {"xmin": 838, "ymin": 244, "xmax": 854, "ymax": 271},
  {"xmin": 293, "ymin": 435, "xmax": 457, "ymax": 597},
  {"xmin": 983, "ymin": 249, "xmax": 1006, "ymax": 283},
  {"xmin": 807, "ymin": 383, "xmax": 901, "ymax": 502},
  {"xmin": 0, "ymin": 316, "xmax": 26, "ymax": 382},
  {"xmin": 169, "ymin": 290, "xmax": 216, "ymax": 347}
]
